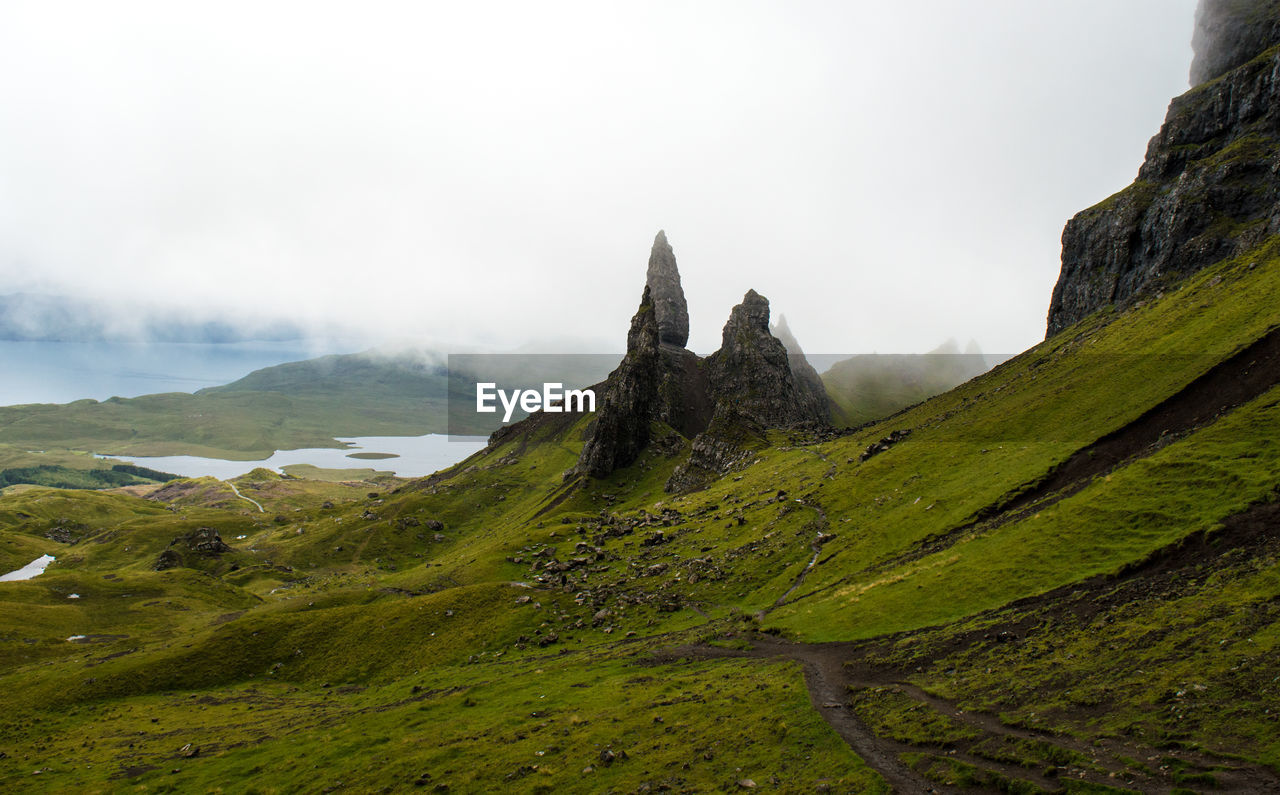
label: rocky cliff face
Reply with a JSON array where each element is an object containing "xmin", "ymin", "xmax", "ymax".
[
  {"xmin": 665, "ymin": 292, "xmax": 829, "ymax": 492},
  {"xmin": 646, "ymin": 230, "xmax": 690, "ymax": 348},
  {"xmin": 1191, "ymin": 0, "xmax": 1280, "ymax": 85},
  {"xmin": 574, "ymin": 286, "xmax": 662, "ymax": 478},
  {"xmin": 574, "ymin": 234, "xmax": 828, "ymax": 485},
  {"xmin": 1046, "ymin": 0, "xmax": 1280, "ymax": 337},
  {"xmin": 705, "ymin": 292, "xmax": 826, "ymax": 428}
]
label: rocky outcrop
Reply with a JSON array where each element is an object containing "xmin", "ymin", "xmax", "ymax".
[
  {"xmin": 663, "ymin": 292, "xmax": 829, "ymax": 492},
  {"xmin": 664, "ymin": 406, "xmax": 765, "ymax": 493},
  {"xmin": 575, "ymin": 286, "xmax": 663, "ymax": 478},
  {"xmin": 1190, "ymin": 0, "xmax": 1280, "ymax": 86},
  {"xmin": 772, "ymin": 314, "xmax": 831, "ymax": 423},
  {"xmin": 1046, "ymin": 0, "xmax": 1280, "ymax": 337},
  {"xmin": 571, "ymin": 234, "xmax": 829, "ymax": 485},
  {"xmin": 646, "ymin": 230, "xmax": 690, "ymax": 347},
  {"xmin": 154, "ymin": 527, "xmax": 232, "ymax": 571},
  {"xmin": 705, "ymin": 291, "xmax": 827, "ymax": 428}
]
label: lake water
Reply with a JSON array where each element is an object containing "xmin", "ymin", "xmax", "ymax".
[
  {"xmin": 106, "ymin": 434, "xmax": 489, "ymax": 480},
  {"xmin": 0, "ymin": 340, "xmax": 358, "ymax": 406},
  {"xmin": 0, "ymin": 340, "xmax": 489, "ymax": 480}
]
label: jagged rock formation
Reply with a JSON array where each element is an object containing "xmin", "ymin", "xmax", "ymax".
[
  {"xmin": 705, "ymin": 291, "xmax": 825, "ymax": 428},
  {"xmin": 772, "ymin": 314, "xmax": 831, "ymax": 423},
  {"xmin": 665, "ymin": 291, "xmax": 828, "ymax": 492},
  {"xmin": 1190, "ymin": 0, "xmax": 1280, "ymax": 85},
  {"xmin": 573, "ymin": 235, "xmax": 828, "ymax": 486},
  {"xmin": 574, "ymin": 286, "xmax": 663, "ymax": 478},
  {"xmin": 646, "ymin": 230, "xmax": 690, "ymax": 348},
  {"xmin": 1045, "ymin": 0, "xmax": 1280, "ymax": 337},
  {"xmin": 663, "ymin": 406, "xmax": 765, "ymax": 493}
]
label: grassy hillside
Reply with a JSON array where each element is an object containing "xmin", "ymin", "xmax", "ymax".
[
  {"xmin": 0, "ymin": 349, "xmax": 616, "ymax": 461},
  {"xmin": 821, "ymin": 344, "xmax": 990, "ymax": 428},
  {"xmin": 0, "ymin": 352, "xmax": 454, "ymax": 460},
  {"xmin": 1, "ymin": 235, "xmax": 1278, "ymax": 790}
]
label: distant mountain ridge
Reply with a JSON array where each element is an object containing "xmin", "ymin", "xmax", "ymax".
[{"xmin": 821, "ymin": 339, "xmax": 992, "ymax": 428}]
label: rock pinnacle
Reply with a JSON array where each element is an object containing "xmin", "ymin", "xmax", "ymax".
[{"xmin": 646, "ymin": 230, "xmax": 690, "ymax": 348}]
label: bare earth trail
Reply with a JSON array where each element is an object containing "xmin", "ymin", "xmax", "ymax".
[
  {"xmin": 657, "ymin": 635, "xmax": 1280, "ymax": 794},
  {"xmin": 225, "ymin": 480, "xmax": 264, "ymax": 513},
  {"xmin": 670, "ymin": 639, "xmax": 952, "ymax": 794}
]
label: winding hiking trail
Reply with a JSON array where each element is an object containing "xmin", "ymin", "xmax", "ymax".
[
  {"xmin": 226, "ymin": 481, "xmax": 264, "ymax": 513},
  {"xmin": 668, "ymin": 638, "xmax": 947, "ymax": 794},
  {"xmin": 658, "ymin": 636, "xmax": 1280, "ymax": 794}
]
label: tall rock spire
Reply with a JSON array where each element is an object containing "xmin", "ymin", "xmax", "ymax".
[
  {"xmin": 645, "ymin": 230, "xmax": 690, "ymax": 348},
  {"xmin": 569, "ymin": 240, "xmax": 828, "ymax": 486},
  {"xmin": 574, "ymin": 285, "xmax": 662, "ymax": 478}
]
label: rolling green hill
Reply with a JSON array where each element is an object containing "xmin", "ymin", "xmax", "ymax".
[{"xmin": 0, "ymin": 351, "xmax": 454, "ymax": 460}]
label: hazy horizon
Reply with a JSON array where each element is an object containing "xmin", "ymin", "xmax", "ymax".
[{"xmin": 1, "ymin": 1, "xmax": 1199, "ymax": 355}]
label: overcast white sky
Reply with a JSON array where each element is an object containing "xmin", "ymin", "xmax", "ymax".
[{"xmin": 0, "ymin": 0, "xmax": 1199, "ymax": 355}]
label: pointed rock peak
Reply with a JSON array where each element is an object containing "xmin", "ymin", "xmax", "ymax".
[
  {"xmin": 964, "ymin": 338, "xmax": 983, "ymax": 356},
  {"xmin": 646, "ymin": 230, "xmax": 690, "ymax": 348},
  {"xmin": 723, "ymin": 289, "xmax": 771, "ymax": 341}
]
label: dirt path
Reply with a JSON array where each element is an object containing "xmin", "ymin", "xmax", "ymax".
[
  {"xmin": 666, "ymin": 639, "xmax": 951, "ymax": 793},
  {"xmin": 661, "ymin": 636, "xmax": 1280, "ymax": 793},
  {"xmin": 226, "ymin": 481, "xmax": 264, "ymax": 513}
]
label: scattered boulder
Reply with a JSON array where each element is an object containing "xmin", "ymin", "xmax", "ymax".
[
  {"xmin": 859, "ymin": 429, "xmax": 911, "ymax": 462},
  {"xmin": 640, "ymin": 531, "xmax": 668, "ymax": 547}
]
